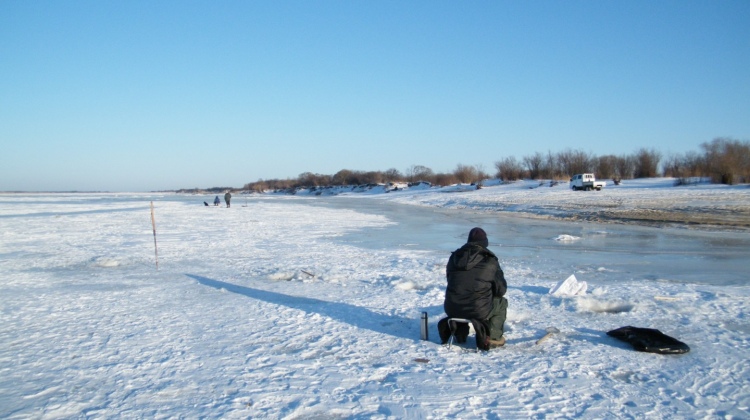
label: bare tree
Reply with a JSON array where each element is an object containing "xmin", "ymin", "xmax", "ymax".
[
  {"xmin": 596, "ymin": 155, "xmax": 618, "ymax": 180},
  {"xmin": 614, "ymin": 155, "xmax": 635, "ymax": 180},
  {"xmin": 740, "ymin": 145, "xmax": 750, "ymax": 183},
  {"xmin": 361, "ymin": 171, "xmax": 384, "ymax": 184},
  {"xmin": 566, "ymin": 149, "xmax": 594, "ymax": 176},
  {"xmin": 523, "ymin": 152, "xmax": 544, "ymax": 180},
  {"xmin": 249, "ymin": 179, "xmax": 267, "ymax": 193},
  {"xmin": 663, "ymin": 153, "xmax": 686, "ymax": 178},
  {"xmin": 663, "ymin": 151, "xmax": 706, "ymax": 184},
  {"xmin": 332, "ymin": 169, "xmax": 353, "ymax": 185},
  {"xmin": 297, "ymin": 172, "xmax": 317, "ymax": 187},
  {"xmin": 701, "ymin": 137, "xmax": 750, "ymax": 184},
  {"xmin": 434, "ymin": 172, "xmax": 458, "ymax": 186},
  {"xmin": 383, "ymin": 168, "xmax": 403, "ymax": 183},
  {"xmin": 684, "ymin": 151, "xmax": 706, "ymax": 178},
  {"xmin": 453, "ymin": 164, "xmax": 479, "ymax": 184},
  {"xmin": 540, "ymin": 151, "xmax": 559, "ymax": 179},
  {"xmin": 406, "ymin": 165, "xmax": 434, "ymax": 183},
  {"xmin": 544, "ymin": 150, "xmax": 586, "ymax": 179},
  {"xmin": 296, "ymin": 172, "xmax": 332, "ymax": 188},
  {"xmin": 557, "ymin": 150, "xmax": 574, "ymax": 177},
  {"xmin": 494, "ymin": 156, "xmax": 525, "ymax": 180},
  {"xmin": 633, "ymin": 148, "xmax": 662, "ymax": 178}
]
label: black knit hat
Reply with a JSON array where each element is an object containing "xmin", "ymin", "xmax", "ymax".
[{"xmin": 467, "ymin": 227, "xmax": 488, "ymax": 247}]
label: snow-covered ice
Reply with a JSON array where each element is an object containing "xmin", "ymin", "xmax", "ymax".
[
  {"xmin": 1, "ymin": 180, "xmax": 749, "ymax": 418},
  {"xmin": 549, "ymin": 275, "xmax": 588, "ymax": 297}
]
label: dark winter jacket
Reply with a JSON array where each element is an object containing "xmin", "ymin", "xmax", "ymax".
[{"xmin": 444, "ymin": 241, "xmax": 507, "ymax": 321}]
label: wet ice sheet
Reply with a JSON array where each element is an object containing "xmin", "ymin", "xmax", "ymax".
[{"xmin": 317, "ymin": 196, "xmax": 750, "ymax": 286}]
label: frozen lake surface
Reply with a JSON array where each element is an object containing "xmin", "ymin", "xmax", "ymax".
[
  {"xmin": 313, "ymin": 196, "xmax": 750, "ymax": 286},
  {"xmin": 1, "ymin": 186, "xmax": 749, "ymax": 418}
]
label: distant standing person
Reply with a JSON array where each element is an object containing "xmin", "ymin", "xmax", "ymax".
[
  {"xmin": 214, "ymin": 196, "xmax": 220, "ymax": 206},
  {"xmin": 224, "ymin": 191, "xmax": 232, "ymax": 208}
]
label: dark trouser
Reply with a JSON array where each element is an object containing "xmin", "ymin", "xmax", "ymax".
[{"xmin": 488, "ymin": 297, "xmax": 508, "ymax": 340}]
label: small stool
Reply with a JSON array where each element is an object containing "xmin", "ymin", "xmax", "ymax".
[{"xmin": 446, "ymin": 318, "xmax": 472, "ymax": 349}]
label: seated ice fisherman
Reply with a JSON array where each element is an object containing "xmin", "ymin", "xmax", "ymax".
[
  {"xmin": 214, "ymin": 196, "xmax": 220, "ymax": 206},
  {"xmin": 443, "ymin": 227, "xmax": 508, "ymax": 349}
]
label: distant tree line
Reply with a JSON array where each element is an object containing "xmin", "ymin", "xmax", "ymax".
[
  {"xmin": 241, "ymin": 164, "xmax": 492, "ymax": 193},
  {"xmin": 231, "ymin": 137, "xmax": 749, "ymax": 193},
  {"xmin": 494, "ymin": 148, "xmax": 662, "ymax": 182}
]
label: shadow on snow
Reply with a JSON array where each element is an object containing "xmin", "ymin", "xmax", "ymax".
[{"xmin": 187, "ymin": 274, "xmax": 418, "ymax": 341}]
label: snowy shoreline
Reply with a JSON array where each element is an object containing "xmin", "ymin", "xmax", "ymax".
[{"xmin": 293, "ymin": 177, "xmax": 750, "ymax": 231}]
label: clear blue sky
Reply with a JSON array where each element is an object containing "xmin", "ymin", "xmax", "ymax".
[{"xmin": 2, "ymin": 1, "xmax": 748, "ymax": 191}]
